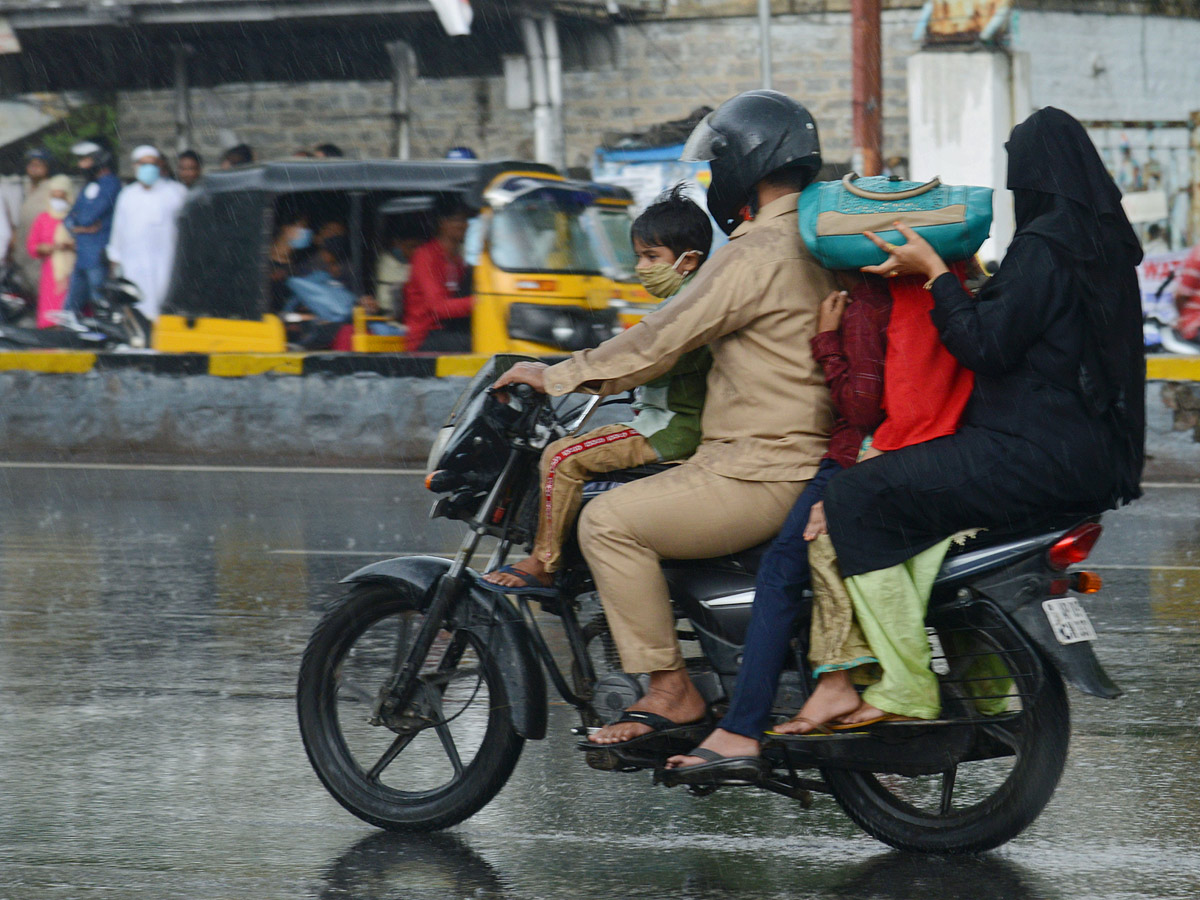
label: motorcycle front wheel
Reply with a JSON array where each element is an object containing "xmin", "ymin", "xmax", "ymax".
[
  {"xmin": 297, "ymin": 582, "xmax": 524, "ymax": 831},
  {"xmin": 823, "ymin": 659, "xmax": 1070, "ymax": 854}
]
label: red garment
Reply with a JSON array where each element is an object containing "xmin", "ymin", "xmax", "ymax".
[
  {"xmin": 403, "ymin": 240, "xmax": 472, "ymax": 350},
  {"xmin": 872, "ymin": 268, "xmax": 974, "ymax": 452},
  {"xmin": 1175, "ymin": 242, "xmax": 1200, "ymax": 341},
  {"xmin": 809, "ymin": 279, "xmax": 891, "ymax": 467}
]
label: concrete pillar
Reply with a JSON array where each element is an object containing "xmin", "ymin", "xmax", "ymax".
[
  {"xmin": 522, "ymin": 16, "xmax": 552, "ymax": 166},
  {"xmin": 387, "ymin": 41, "xmax": 416, "ymax": 159},
  {"xmin": 541, "ymin": 15, "xmax": 565, "ymax": 171},
  {"xmin": 172, "ymin": 45, "xmax": 193, "ymax": 155},
  {"xmin": 907, "ymin": 48, "xmax": 1032, "ymax": 262},
  {"xmin": 1190, "ymin": 110, "xmax": 1200, "ymax": 246}
]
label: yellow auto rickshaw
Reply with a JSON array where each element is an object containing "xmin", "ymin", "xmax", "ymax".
[{"xmin": 153, "ymin": 159, "xmax": 625, "ymax": 354}]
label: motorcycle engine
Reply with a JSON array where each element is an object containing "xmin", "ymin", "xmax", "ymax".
[{"xmin": 591, "ymin": 673, "xmax": 646, "ymax": 724}]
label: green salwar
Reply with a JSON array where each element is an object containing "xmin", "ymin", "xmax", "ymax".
[{"xmin": 843, "ymin": 537, "xmax": 954, "ymax": 720}]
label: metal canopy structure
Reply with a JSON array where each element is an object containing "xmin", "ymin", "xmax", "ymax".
[
  {"xmin": 0, "ymin": 0, "xmax": 653, "ymax": 90},
  {"xmin": 0, "ymin": 0, "xmax": 651, "ymax": 29}
]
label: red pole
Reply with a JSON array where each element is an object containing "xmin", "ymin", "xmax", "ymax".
[{"xmin": 852, "ymin": 0, "xmax": 883, "ymax": 176}]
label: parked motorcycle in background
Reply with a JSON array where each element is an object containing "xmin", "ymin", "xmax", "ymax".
[
  {"xmin": 0, "ymin": 276, "xmax": 151, "ymax": 350},
  {"xmin": 297, "ymin": 355, "xmax": 1121, "ymax": 854},
  {"xmin": 0, "ymin": 263, "xmax": 34, "ymax": 326}
]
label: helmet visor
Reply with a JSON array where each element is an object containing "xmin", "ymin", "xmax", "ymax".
[{"xmin": 681, "ymin": 115, "xmax": 723, "ymax": 162}]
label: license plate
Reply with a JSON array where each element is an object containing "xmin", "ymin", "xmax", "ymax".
[{"xmin": 1042, "ymin": 597, "xmax": 1098, "ymax": 645}]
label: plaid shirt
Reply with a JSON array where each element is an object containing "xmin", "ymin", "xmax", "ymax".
[{"xmin": 809, "ymin": 279, "xmax": 891, "ymax": 468}]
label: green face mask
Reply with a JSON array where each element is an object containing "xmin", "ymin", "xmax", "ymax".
[{"xmin": 636, "ymin": 251, "xmax": 700, "ymax": 299}]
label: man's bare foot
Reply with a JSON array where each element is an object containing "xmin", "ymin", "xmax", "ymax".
[
  {"xmin": 588, "ymin": 669, "xmax": 707, "ymax": 745},
  {"xmin": 803, "ymin": 501, "xmax": 827, "ymax": 541},
  {"xmin": 772, "ymin": 670, "xmax": 862, "ymax": 734},
  {"xmin": 664, "ymin": 727, "xmax": 759, "ymax": 769},
  {"xmin": 482, "ymin": 556, "xmax": 551, "ymax": 588}
]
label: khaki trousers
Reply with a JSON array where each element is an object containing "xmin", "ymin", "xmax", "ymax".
[
  {"xmin": 578, "ymin": 462, "xmax": 804, "ymax": 673},
  {"xmin": 532, "ymin": 424, "xmax": 660, "ymax": 574}
]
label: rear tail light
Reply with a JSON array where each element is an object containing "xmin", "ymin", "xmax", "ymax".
[{"xmin": 1047, "ymin": 522, "xmax": 1103, "ymax": 570}]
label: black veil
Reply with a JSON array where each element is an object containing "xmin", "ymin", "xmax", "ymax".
[{"xmin": 1005, "ymin": 107, "xmax": 1145, "ymax": 503}]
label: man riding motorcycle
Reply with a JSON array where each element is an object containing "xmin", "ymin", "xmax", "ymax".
[{"xmin": 492, "ymin": 90, "xmax": 839, "ymax": 746}]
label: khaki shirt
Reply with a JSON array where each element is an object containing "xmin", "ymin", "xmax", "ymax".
[{"xmin": 544, "ymin": 192, "xmax": 838, "ymax": 482}]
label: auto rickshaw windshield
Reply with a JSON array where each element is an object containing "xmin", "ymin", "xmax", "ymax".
[
  {"xmin": 587, "ymin": 205, "xmax": 638, "ymax": 280},
  {"xmin": 489, "ymin": 188, "xmax": 603, "ymax": 274}
]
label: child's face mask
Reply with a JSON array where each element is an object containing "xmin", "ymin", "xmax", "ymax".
[{"xmin": 637, "ymin": 250, "xmax": 700, "ymax": 299}]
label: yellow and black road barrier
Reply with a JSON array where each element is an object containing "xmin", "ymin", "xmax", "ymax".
[{"xmin": 0, "ymin": 351, "xmax": 500, "ymax": 379}]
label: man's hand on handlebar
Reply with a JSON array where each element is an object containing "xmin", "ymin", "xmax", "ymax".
[{"xmin": 491, "ymin": 361, "xmax": 549, "ymax": 401}]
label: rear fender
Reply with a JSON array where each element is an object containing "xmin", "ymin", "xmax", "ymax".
[
  {"xmin": 340, "ymin": 556, "xmax": 548, "ymax": 739},
  {"xmin": 966, "ymin": 562, "xmax": 1122, "ymax": 700}
]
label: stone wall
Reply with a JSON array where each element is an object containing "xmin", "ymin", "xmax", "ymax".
[{"xmin": 116, "ymin": 7, "xmax": 923, "ymax": 173}]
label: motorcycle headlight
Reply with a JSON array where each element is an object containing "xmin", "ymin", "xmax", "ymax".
[
  {"xmin": 425, "ymin": 425, "xmax": 456, "ymax": 473},
  {"xmin": 507, "ymin": 304, "xmax": 619, "ymax": 351}
]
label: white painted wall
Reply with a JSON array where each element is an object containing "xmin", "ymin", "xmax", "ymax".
[
  {"xmin": 1010, "ymin": 10, "xmax": 1200, "ymax": 121},
  {"xmin": 907, "ymin": 49, "xmax": 1031, "ymax": 262}
]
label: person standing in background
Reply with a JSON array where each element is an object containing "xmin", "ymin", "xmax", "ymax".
[
  {"xmin": 25, "ymin": 175, "xmax": 76, "ymax": 328},
  {"xmin": 106, "ymin": 146, "xmax": 188, "ymax": 322},
  {"xmin": 177, "ymin": 150, "xmax": 203, "ymax": 189},
  {"xmin": 63, "ymin": 140, "xmax": 121, "ymax": 318},
  {"xmin": 219, "ymin": 144, "xmax": 254, "ymax": 169},
  {"xmin": 15, "ymin": 148, "xmax": 53, "ymax": 291}
]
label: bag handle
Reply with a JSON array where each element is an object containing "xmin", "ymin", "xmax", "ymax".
[{"xmin": 842, "ymin": 173, "xmax": 941, "ymax": 201}]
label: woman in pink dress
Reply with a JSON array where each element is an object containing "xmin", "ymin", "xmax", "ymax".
[{"xmin": 25, "ymin": 175, "xmax": 76, "ymax": 328}]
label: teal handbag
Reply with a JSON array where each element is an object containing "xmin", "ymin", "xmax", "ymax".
[{"xmin": 797, "ymin": 174, "xmax": 993, "ymax": 269}]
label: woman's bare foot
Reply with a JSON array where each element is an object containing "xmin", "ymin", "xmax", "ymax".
[
  {"xmin": 772, "ymin": 670, "xmax": 863, "ymax": 734},
  {"xmin": 803, "ymin": 501, "xmax": 827, "ymax": 541},
  {"xmin": 664, "ymin": 727, "xmax": 759, "ymax": 769},
  {"xmin": 837, "ymin": 701, "xmax": 891, "ymax": 725},
  {"xmin": 588, "ymin": 669, "xmax": 707, "ymax": 745},
  {"xmin": 482, "ymin": 556, "xmax": 551, "ymax": 588}
]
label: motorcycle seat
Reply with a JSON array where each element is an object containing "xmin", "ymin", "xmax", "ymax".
[{"xmin": 580, "ymin": 463, "xmax": 679, "ymax": 501}]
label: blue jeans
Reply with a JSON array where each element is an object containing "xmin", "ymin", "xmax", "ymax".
[
  {"xmin": 64, "ymin": 264, "xmax": 106, "ymax": 316},
  {"xmin": 718, "ymin": 457, "xmax": 844, "ymax": 739}
]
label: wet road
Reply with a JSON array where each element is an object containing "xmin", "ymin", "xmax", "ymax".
[{"xmin": 1, "ymin": 462, "xmax": 1198, "ymax": 899}]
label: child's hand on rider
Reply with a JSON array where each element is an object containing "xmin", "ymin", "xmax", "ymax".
[
  {"xmin": 803, "ymin": 501, "xmax": 827, "ymax": 541},
  {"xmin": 818, "ymin": 291, "xmax": 849, "ymax": 334},
  {"xmin": 861, "ymin": 222, "xmax": 950, "ymax": 282}
]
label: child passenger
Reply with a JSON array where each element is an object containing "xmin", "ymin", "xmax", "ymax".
[
  {"xmin": 667, "ymin": 260, "xmax": 975, "ymax": 776},
  {"xmin": 480, "ymin": 186, "xmax": 713, "ymax": 595}
]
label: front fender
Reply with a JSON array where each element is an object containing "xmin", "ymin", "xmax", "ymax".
[{"xmin": 340, "ymin": 555, "xmax": 548, "ymax": 739}]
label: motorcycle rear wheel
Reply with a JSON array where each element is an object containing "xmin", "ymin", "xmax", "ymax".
[
  {"xmin": 823, "ymin": 664, "xmax": 1069, "ymax": 854},
  {"xmin": 297, "ymin": 582, "xmax": 524, "ymax": 831}
]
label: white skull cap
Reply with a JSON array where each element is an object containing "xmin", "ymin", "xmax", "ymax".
[{"xmin": 131, "ymin": 144, "xmax": 160, "ymax": 162}]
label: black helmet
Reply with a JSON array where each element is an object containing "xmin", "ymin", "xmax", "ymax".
[{"xmin": 682, "ymin": 90, "xmax": 821, "ymax": 234}]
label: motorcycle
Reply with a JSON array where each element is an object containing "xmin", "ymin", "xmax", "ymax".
[
  {"xmin": 297, "ymin": 354, "xmax": 1120, "ymax": 854},
  {"xmin": 0, "ymin": 277, "xmax": 151, "ymax": 350},
  {"xmin": 0, "ymin": 263, "xmax": 34, "ymax": 325}
]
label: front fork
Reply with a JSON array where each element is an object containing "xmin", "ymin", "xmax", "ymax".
[{"xmin": 370, "ymin": 451, "xmax": 522, "ymax": 725}]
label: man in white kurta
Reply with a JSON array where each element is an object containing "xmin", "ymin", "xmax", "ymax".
[{"xmin": 106, "ymin": 146, "xmax": 188, "ymax": 321}]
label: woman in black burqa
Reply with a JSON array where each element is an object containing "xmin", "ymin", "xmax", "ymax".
[{"xmin": 811, "ymin": 106, "xmax": 1145, "ymax": 726}]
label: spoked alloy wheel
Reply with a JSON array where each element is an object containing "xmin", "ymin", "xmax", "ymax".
[
  {"xmin": 297, "ymin": 583, "xmax": 523, "ymax": 831},
  {"xmin": 823, "ymin": 625, "xmax": 1070, "ymax": 854}
]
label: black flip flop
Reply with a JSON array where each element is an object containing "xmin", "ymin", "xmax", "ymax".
[
  {"xmin": 473, "ymin": 565, "xmax": 558, "ymax": 598},
  {"xmin": 657, "ymin": 747, "xmax": 767, "ymax": 787},
  {"xmin": 577, "ymin": 709, "xmax": 710, "ymax": 752}
]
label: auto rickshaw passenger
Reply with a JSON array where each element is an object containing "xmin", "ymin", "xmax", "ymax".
[
  {"xmin": 404, "ymin": 199, "xmax": 473, "ymax": 352},
  {"xmin": 369, "ymin": 233, "xmax": 422, "ymax": 318}
]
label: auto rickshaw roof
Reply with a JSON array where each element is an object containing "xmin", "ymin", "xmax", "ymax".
[{"xmin": 193, "ymin": 158, "xmax": 562, "ymax": 207}]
